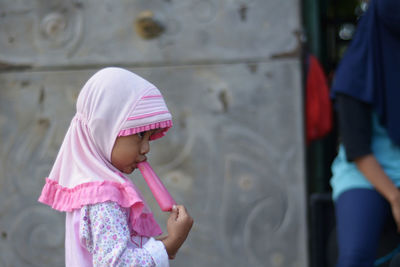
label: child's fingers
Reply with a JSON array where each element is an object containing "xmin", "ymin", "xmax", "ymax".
[
  {"xmin": 175, "ymin": 205, "xmax": 188, "ymax": 216},
  {"xmin": 175, "ymin": 205, "xmax": 193, "ymax": 226},
  {"xmin": 169, "ymin": 205, "xmax": 179, "ymax": 220}
]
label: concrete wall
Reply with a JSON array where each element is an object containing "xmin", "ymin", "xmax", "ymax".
[{"xmin": 0, "ymin": 0, "xmax": 307, "ymax": 266}]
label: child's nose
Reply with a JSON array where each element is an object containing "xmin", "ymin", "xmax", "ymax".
[{"xmin": 140, "ymin": 140, "xmax": 150, "ymax": 155}]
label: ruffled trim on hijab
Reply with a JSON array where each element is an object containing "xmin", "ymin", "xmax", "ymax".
[
  {"xmin": 38, "ymin": 178, "xmax": 163, "ymax": 237},
  {"xmin": 118, "ymin": 120, "xmax": 173, "ymax": 140}
]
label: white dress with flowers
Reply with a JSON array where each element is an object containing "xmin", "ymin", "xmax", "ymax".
[{"xmin": 65, "ymin": 201, "xmax": 169, "ymax": 267}]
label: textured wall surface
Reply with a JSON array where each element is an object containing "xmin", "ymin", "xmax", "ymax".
[
  {"xmin": 0, "ymin": 0, "xmax": 307, "ymax": 267},
  {"xmin": 0, "ymin": 0, "xmax": 299, "ymax": 67}
]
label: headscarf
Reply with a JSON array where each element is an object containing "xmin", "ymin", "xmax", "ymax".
[
  {"xmin": 331, "ymin": 0, "xmax": 400, "ymax": 145},
  {"xmin": 38, "ymin": 67, "xmax": 173, "ymax": 237}
]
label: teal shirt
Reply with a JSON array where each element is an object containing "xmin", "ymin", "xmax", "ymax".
[{"xmin": 330, "ymin": 113, "xmax": 400, "ymax": 201}]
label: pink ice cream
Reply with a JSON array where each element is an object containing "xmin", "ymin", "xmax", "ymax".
[{"xmin": 138, "ymin": 161, "xmax": 176, "ymax": 212}]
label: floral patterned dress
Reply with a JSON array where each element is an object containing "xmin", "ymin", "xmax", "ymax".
[{"xmin": 65, "ymin": 201, "xmax": 169, "ymax": 267}]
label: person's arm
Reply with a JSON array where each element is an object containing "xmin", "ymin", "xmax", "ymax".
[
  {"xmin": 80, "ymin": 201, "xmax": 169, "ymax": 267},
  {"xmin": 336, "ymin": 93, "xmax": 372, "ymax": 161},
  {"xmin": 161, "ymin": 205, "xmax": 194, "ymax": 260},
  {"xmin": 354, "ymin": 155, "xmax": 400, "ymax": 205},
  {"xmin": 336, "ymin": 94, "xmax": 400, "ymax": 231}
]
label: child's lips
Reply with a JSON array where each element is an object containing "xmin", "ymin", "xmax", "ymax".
[
  {"xmin": 137, "ymin": 155, "xmax": 147, "ymax": 163},
  {"xmin": 131, "ymin": 158, "xmax": 147, "ymax": 172}
]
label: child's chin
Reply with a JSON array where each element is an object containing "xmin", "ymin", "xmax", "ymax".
[{"xmin": 123, "ymin": 167, "xmax": 135, "ymax": 174}]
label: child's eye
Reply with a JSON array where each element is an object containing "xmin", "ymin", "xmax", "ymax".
[{"xmin": 138, "ymin": 131, "xmax": 146, "ymax": 138}]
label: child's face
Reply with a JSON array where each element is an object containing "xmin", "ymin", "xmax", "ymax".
[{"xmin": 111, "ymin": 130, "xmax": 157, "ymax": 174}]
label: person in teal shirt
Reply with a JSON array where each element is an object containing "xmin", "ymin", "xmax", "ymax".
[{"xmin": 330, "ymin": 0, "xmax": 400, "ymax": 266}]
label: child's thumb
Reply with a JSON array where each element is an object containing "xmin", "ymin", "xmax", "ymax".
[{"xmin": 170, "ymin": 205, "xmax": 178, "ymax": 219}]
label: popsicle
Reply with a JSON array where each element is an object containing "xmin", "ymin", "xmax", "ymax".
[{"xmin": 137, "ymin": 161, "xmax": 176, "ymax": 212}]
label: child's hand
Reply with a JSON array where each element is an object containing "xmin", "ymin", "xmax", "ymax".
[{"xmin": 162, "ymin": 205, "xmax": 193, "ymax": 259}]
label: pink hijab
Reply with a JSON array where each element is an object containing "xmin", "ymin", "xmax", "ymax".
[{"xmin": 38, "ymin": 67, "xmax": 173, "ymax": 237}]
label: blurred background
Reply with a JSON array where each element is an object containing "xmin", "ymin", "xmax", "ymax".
[{"xmin": 0, "ymin": 0, "xmax": 381, "ymax": 266}]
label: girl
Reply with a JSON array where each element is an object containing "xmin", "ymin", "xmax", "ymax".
[
  {"xmin": 330, "ymin": 0, "xmax": 400, "ymax": 266},
  {"xmin": 38, "ymin": 67, "xmax": 193, "ymax": 266}
]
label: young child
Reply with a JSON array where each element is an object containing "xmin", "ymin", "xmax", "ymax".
[{"xmin": 38, "ymin": 67, "xmax": 193, "ymax": 266}]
